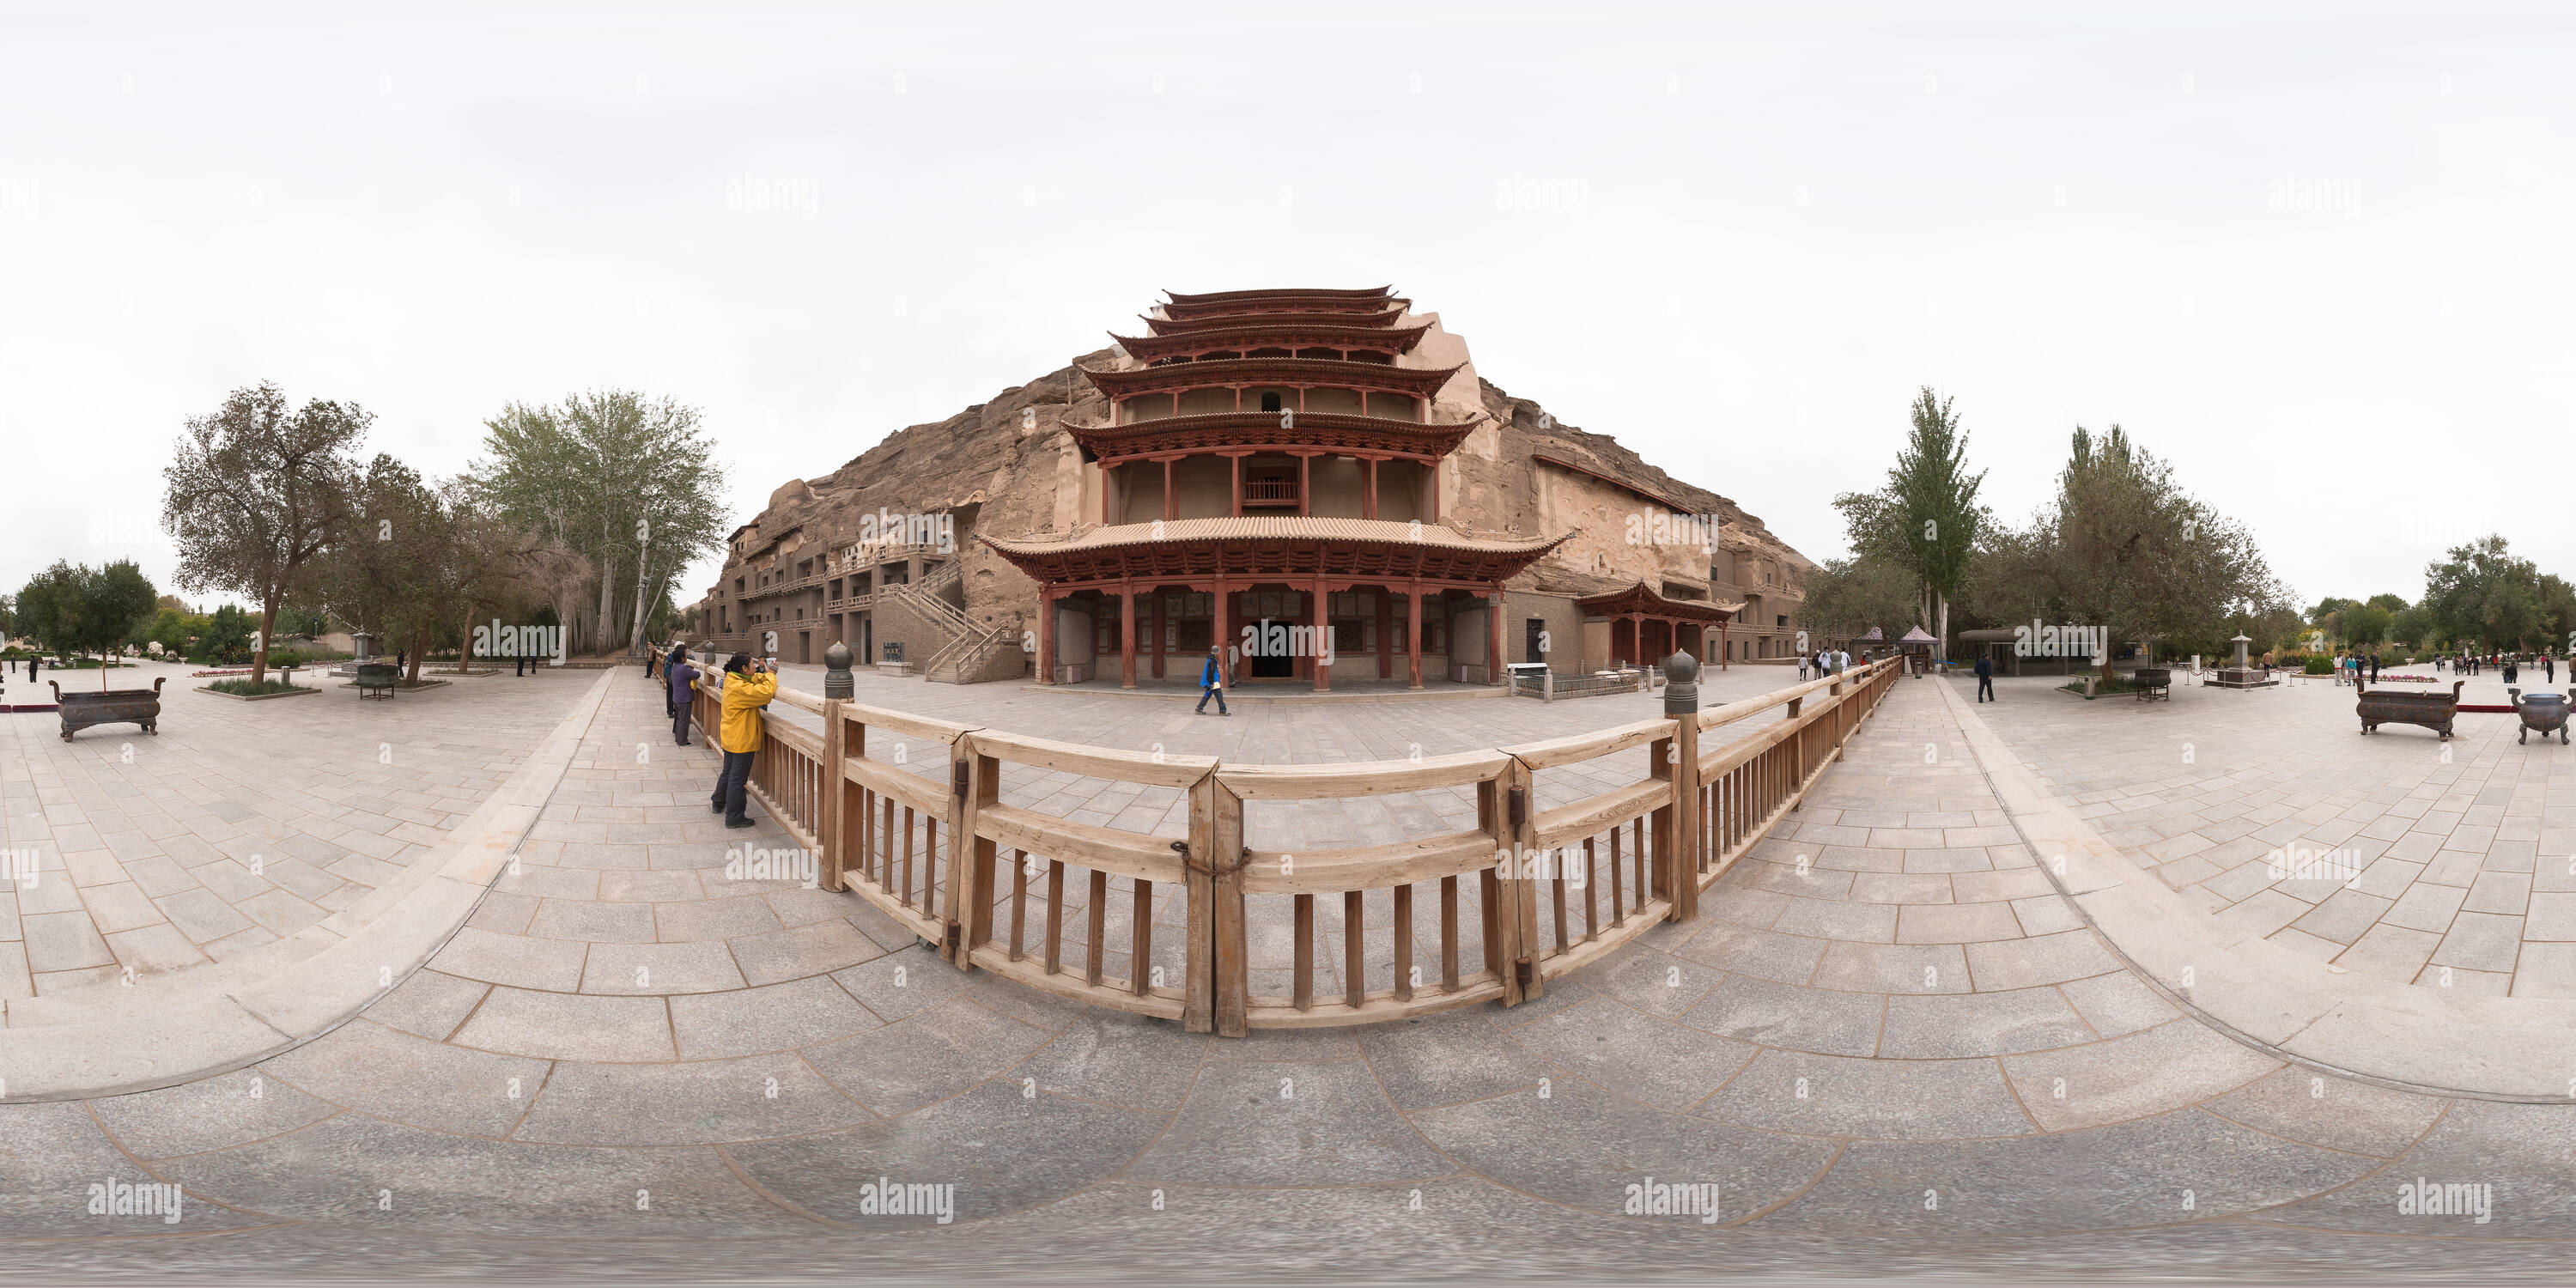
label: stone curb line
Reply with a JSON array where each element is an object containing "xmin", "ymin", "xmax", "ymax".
[
  {"xmin": 0, "ymin": 671, "xmax": 618, "ymax": 1102},
  {"xmin": 1935, "ymin": 673, "xmax": 2576, "ymax": 1102},
  {"xmin": 1011, "ymin": 683, "xmax": 1502, "ymax": 704}
]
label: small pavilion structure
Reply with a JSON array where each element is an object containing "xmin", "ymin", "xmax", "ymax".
[
  {"xmin": 1572, "ymin": 580, "xmax": 1742, "ymax": 671},
  {"xmin": 1897, "ymin": 625, "xmax": 1938, "ymax": 673}
]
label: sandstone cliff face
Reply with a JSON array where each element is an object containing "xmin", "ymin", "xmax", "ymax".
[{"xmin": 701, "ymin": 355, "xmax": 1808, "ymax": 631}]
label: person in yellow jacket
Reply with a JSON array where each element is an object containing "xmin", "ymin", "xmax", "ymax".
[{"xmin": 707, "ymin": 653, "xmax": 777, "ymax": 829}]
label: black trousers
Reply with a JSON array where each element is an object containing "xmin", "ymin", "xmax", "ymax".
[
  {"xmin": 1978, "ymin": 676, "xmax": 1994, "ymax": 702},
  {"xmin": 1195, "ymin": 684, "xmax": 1228, "ymax": 714},
  {"xmin": 712, "ymin": 750, "xmax": 755, "ymax": 823},
  {"xmin": 674, "ymin": 701, "xmax": 693, "ymax": 746}
]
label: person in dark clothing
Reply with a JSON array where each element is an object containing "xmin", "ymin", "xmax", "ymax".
[
  {"xmin": 2368, "ymin": 652, "xmax": 2379, "ymax": 683},
  {"xmin": 2548, "ymin": 654, "xmax": 2557, "ymax": 685},
  {"xmin": 668, "ymin": 651, "xmax": 701, "ymax": 745},
  {"xmin": 2504, "ymin": 655, "xmax": 2518, "ymax": 685},
  {"xmin": 515, "ymin": 647, "xmax": 527, "ymax": 677},
  {"xmin": 1194, "ymin": 646, "xmax": 1230, "ymax": 715},
  {"xmin": 665, "ymin": 644, "xmax": 688, "ymax": 717},
  {"xmin": 1974, "ymin": 653, "xmax": 1995, "ymax": 702}
]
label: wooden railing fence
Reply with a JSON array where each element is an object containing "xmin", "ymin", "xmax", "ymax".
[{"xmin": 693, "ymin": 656, "xmax": 1902, "ymax": 1035}]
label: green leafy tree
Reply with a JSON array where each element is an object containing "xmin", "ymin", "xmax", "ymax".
[
  {"xmin": 2541, "ymin": 574, "xmax": 2576, "ymax": 658},
  {"xmin": 32, "ymin": 562, "xmax": 159, "ymax": 688},
  {"xmin": 316, "ymin": 454, "xmax": 453, "ymax": 683},
  {"xmin": 469, "ymin": 391, "xmax": 728, "ymax": 658},
  {"xmin": 2345, "ymin": 601, "xmax": 2394, "ymax": 650},
  {"xmin": 2017, "ymin": 425, "xmax": 2287, "ymax": 679},
  {"xmin": 1832, "ymin": 387, "xmax": 1986, "ymax": 659},
  {"xmin": 1796, "ymin": 555, "xmax": 1922, "ymax": 642},
  {"xmin": 2389, "ymin": 605, "xmax": 2436, "ymax": 651},
  {"xmin": 2421, "ymin": 536, "xmax": 2545, "ymax": 651},
  {"xmin": 15, "ymin": 563, "xmax": 80, "ymax": 658},
  {"xmin": 161, "ymin": 382, "xmax": 368, "ymax": 684},
  {"xmin": 203, "ymin": 605, "xmax": 254, "ymax": 663}
]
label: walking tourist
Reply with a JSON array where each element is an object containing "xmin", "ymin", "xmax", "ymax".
[
  {"xmin": 710, "ymin": 653, "xmax": 776, "ymax": 829},
  {"xmin": 669, "ymin": 650, "xmax": 701, "ymax": 745},
  {"xmin": 2369, "ymin": 652, "xmax": 2380, "ymax": 683},
  {"xmin": 1194, "ymin": 644, "xmax": 1230, "ymax": 716},
  {"xmin": 1975, "ymin": 653, "xmax": 1995, "ymax": 702}
]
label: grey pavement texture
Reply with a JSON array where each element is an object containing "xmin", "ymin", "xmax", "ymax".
[
  {"xmin": 1964, "ymin": 669, "xmax": 2574, "ymax": 996},
  {"xmin": 0, "ymin": 665, "xmax": 2568, "ymax": 1281}
]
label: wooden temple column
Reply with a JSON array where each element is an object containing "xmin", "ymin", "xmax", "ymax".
[
  {"xmin": 1037, "ymin": 586, "xmax": 1057, "ymax": 684},
  {"xmin": 1376, "ymin": 588, "xmax": 1391, "ymax": 679},
  {"xmin": 1119, "ymin": 582, "xmax": 1138, "ymax": 690},
  {"xmin": 1408, "ymin": 580, "xmax": 1425, "ymax": 690},
  {"xmin": 1312, "ymin": 577, "xmax": 1331, "ymax": 692},
  {"xmin": 1487, "ymin": 586, "xmax": 1505, "ymax": 686},
  {"xmin": 1149, "ymin": 589, "xmax": 1163, "ymax": 680},
  {"xmin": 1163, "ymin": 458, "xmax": 1176, "ymax": 522},
  {"xmin": 1298, "ymin": 453, "xmax": 1311, "ymax": 517},
  {"xmin": 1630, "ymin": 612, "xmax": 1643, "ymax": 666},
  {"xmin": 1217, "ymin": 581, "xmax": 1235, "ymax": 686},
  {"xmin": 1364, "ymin": 457, "xmax": 1379, "ymax": 520},
  {"xmin": 1230, "ymin": 454, "xmax": 1243, "ymax": 518}
]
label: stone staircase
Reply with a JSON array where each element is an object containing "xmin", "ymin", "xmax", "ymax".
[
  {"xmin": 876, "ymin": 560, "xmax": 1020, "ymax": 683},
  {"xmin": 923, "ymin": 622, "xmax": 1023, "ymax": 684}
]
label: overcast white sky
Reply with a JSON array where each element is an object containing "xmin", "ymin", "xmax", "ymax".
[{"xmin": 3, "ymin": 2, "xmax": 2569, "ymax": 615}]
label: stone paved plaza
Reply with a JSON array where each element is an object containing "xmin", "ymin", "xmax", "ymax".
[
  {"xmin": 1, "ymin": 660, "xmax": 2571, "ymax": 1279},
  {"xmin": 1, "ymin": 661, "xmax": 592, "ymax": 1014},
  {"xmin": 1965, "ymin": 668, "xmax": 2576, "ymax": 997}
]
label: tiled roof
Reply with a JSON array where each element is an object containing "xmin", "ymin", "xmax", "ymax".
[{"xmin": 982, "ymin": 518, "xmax": 1569, "ymax": 556}]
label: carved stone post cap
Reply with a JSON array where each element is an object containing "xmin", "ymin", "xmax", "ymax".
[
  {"xmin": 1663, "ymin": 649, "xmax": 1700, "ymax": 716},
  {"xmin": 823, "ymin": 641, "xmax": 855, "ymax": 699}
]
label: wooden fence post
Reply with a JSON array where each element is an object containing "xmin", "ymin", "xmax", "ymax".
[
  {"xmin": 940, "ymin": 734, "xmax": 975, "ymax": 966},
  {"xmin": 951, "ymin": 734, "xmax": 998, "ymax": 969},
  {"xmin": 1652, "ymin": 651, "xmax": 1702, "ymax": 922},
  {"xmin": 1203, "ymin": 777, "xmax": 1249, "ymax": 1036},
  {"xmin": 820, "ymin": 700, "xmax": 847, "ymax": 892},
  {"xmin": 1478, "ymin": 769, "xmax": 1530, "ymax": 1005}
]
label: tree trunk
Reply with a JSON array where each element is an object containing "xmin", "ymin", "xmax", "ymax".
[
  {"xmin": 597, "ymin": 558, "xmax": 617, "ymax": 655},
  {"xmin": 407, "ymin": 623, "xmax": 427, "ymax": 686},
  {"xmin": 628, "ymin": 558, "xmax": 655, "ymax": 657},
  {"xmin": 253, "ymin": 594, "xmax": 278, "ymax": 686},
  {"xmin": 1935, "ymin": 592, "xmax": 1950, "ymax": 668}
]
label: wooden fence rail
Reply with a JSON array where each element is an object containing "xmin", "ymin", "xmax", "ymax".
[{"xmin": 692, "ymin": 654, "xmax": 1902, "ymax": 1036}]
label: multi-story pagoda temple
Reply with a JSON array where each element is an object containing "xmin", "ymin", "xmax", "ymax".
[
  {"xmin": 691, "ymin": 286, "xmax": 1817, "ymax": 690},
  {"xmin": 982, "ymin": 286, "xmax": 1568, "ymax": 690}
]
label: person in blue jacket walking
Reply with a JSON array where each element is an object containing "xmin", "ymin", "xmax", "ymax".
[{"xmin": 1195, "ymin": 644, "xmax": 1230, "ymax": 716}]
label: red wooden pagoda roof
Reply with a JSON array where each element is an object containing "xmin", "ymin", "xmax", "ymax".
[
  {"xmin": 1163, "ymin": 286, "xmax": 1394, "ymax": 305},
  {"xmin": 1065, "ymin": 411, "xmax": 1477, "ymax": 463},
  {"xmin": 1080, "ymin": 356, "xmax": 1462, "ymax": 401},
  {"xmin": 1160, "ymin": 295, "xmax": 1411, "ymax": 322},
  {"xmin": 1574, "ymin": 580, "xmax": 1742, "ymax": 622},
  {"xmin": 981, "ymin": 518, "xmax": 1570, "ymax": 586},
  {"xmin": 1113, "ymin": 322, "xmax": 1432, "ymax": 364},
  {"xmin": 1144, "ymin": 308, "xmax": 1413, "ymax": 335}
]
